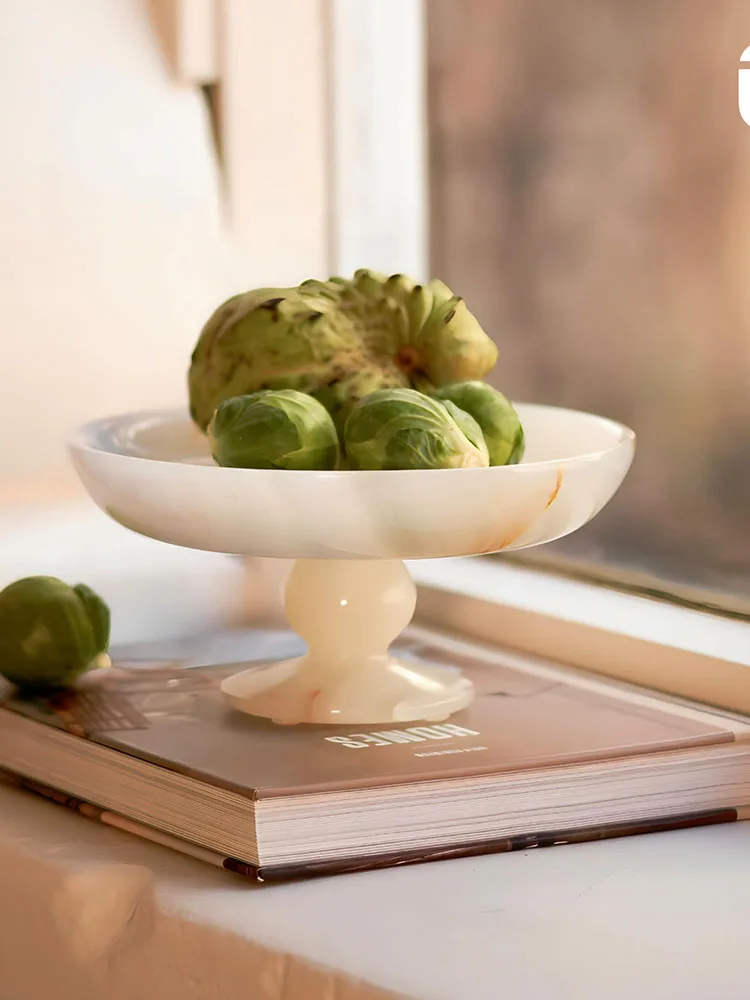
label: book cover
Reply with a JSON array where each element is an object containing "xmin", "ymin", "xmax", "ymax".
[{"xmin": 1, "ymin": 628, "xmax": 738, "ymax": 799}]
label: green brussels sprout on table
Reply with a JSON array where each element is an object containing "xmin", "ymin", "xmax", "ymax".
[
  {"xmin": 0, "ymin": 576, "xmax": 110, "ymax": 691},
  {"xmin": 343, "ymin": 388, "xmax": 490, "ymax": 471},
  {"xmin": 433, "ymin": 381, "xmax": 525, "ymax": 466},
  {"xmin": 188, "ymin": 269, "xmax": 498, "ymax": 434},
  {"xmin": 208, "ymin": 389, "xmax": 339, "ymax": 470}
]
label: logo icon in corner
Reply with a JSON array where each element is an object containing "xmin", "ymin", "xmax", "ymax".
[{"xmin": 739, "ymin": 47, "xmax": 750, "ymax": 126}]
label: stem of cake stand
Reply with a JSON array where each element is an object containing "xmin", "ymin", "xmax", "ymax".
[{"xmin": 220, "ymin": 558, "xmax": 474, "ymax": 725}]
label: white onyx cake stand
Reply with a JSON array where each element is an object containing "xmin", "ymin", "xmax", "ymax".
[{"xmin": 69, "ymin": 404, "xmax": 634, "ymax": 726}]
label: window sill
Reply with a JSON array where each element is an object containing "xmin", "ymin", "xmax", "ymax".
[{"xmin": 410, "ymin": 557, "xmax": 750, "ymax": 715}]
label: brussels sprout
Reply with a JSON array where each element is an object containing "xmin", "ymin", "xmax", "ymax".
[
  {"xmin": 208, "ymin": 389, "xmax": 339, "ymax": 470},
  {"xmin": 441, "ymin": 399, "xmax": 487, "ymax": 456},
  {"xmin": 434, "ymin": 381, "xmax": 525, "ymax": 466},
  {"xmin": 188, "ymin": 270, "xmax": 498, "ymax": 432},
  {"xmin": 0, "ymin": 576, "xmax": 110, "ymax": 690},
  {"xmin": 344, "ymin": 388, "xmax": 489, "ymax": 470}
]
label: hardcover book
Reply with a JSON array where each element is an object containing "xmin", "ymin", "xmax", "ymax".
[{"xmin": 1, "ymin": 627, "xmax": 748, "ymax": 879}]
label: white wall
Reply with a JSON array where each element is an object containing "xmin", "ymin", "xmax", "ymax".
[{"xmin": 0, "ymin": 0, "xmax": 324, "ymax": 490}]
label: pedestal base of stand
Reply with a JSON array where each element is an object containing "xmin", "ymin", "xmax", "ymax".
[
  {"xmin": 220, "ymin": 557, "xmax": 475, "ymax": 725},
  {"xmin": 221, "ymin": 654, "xmax": 474, "ymax": 725}
]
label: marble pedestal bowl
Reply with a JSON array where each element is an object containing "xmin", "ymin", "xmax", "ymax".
[{"xmin": 69, "ymin": 404, "xmax": 634, "ymax": 726}]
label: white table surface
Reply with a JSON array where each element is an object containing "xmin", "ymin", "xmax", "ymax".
[{"xmin": 1, "ymin": 782, "xmax": 749, "ymax": 1000}]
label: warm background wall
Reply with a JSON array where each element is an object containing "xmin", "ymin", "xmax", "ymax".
[{"xmin": 0, "ymin": 0, "xmax": 328, "ymax": 492}]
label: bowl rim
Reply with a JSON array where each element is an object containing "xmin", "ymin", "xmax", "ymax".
[{"xmin": 67, "ymin": 402, "xmax": 636, "ymax": 476}]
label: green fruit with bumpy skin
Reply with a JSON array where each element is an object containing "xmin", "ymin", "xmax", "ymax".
[
  {"xmin": 343, "ymin": 388, "xmax": 489, "ymax": 471},
  {"xmin": 433, "ymin": 381, "xmax": 524, "ymax": 466},
  {"xmin": 0, "ymin": 577, "xmax": 110, "ymax": 690},
  {"xmin": 208, "ymin": 390, "xmax": 339, "ymax": 470},
  {"xmin": 188, "ymin": 270, "xmax": 498, "ymax": 433}
]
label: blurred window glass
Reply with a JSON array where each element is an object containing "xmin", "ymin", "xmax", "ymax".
[{"xmin": 428, "ymin": 0, "xmax": 750, "ymax": 605}]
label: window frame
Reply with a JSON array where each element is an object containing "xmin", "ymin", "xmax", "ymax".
[
  {"xmin": 327, "ymin": 0, "xmax": 429, "ymax": 280},
  {"xmin": 411, "ymin": 559, "xmax": 750, "ymax": 713}
]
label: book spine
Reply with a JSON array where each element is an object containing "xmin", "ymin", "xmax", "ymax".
[{"xmin": 0, "ymin": 771, "xmax": 257, "ymax": 878}]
